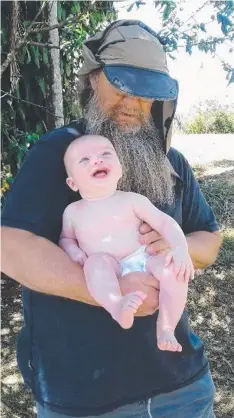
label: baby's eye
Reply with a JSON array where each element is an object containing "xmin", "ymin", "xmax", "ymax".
[
  {"xmin": 79, "ymin": 157, "xmax": 89, "ymax": 164},
  {"xmin": 102, "ymin": 151, "xmax": 112, "ymax": 157}
]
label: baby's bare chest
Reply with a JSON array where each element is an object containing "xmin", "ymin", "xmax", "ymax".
[{"xmin": 74, "ymin": 201, "xmax": 138, "ymax": 237}]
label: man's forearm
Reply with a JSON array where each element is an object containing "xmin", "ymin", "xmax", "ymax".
[
  {"xmin": 1, "ymin": 227, "xmax": 97, "ymax": 305},
  {"xmin": 1, "ymin": 227, "xmax": 158, "ymax": 316},
  {"xmin": 186, "ymin": 230, "xmax": 223, "ymax": 269}
]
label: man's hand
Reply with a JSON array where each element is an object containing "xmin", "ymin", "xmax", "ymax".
[
  {"xmin": 139, "ymin": 222, "xmax": 170, "ymax": 255},
  {"xmin": 140, "ymin": 223, "xmax": 223, "ymax": 270},
  {"xmin": 119, "ymin": 271, "xmax": 159, "ymax": 317}
]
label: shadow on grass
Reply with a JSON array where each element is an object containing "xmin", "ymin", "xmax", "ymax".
[
  {"xmin": 1, "ymin": 160, "xmax": 234, "ymax": 418},
  {"xmin": 1, "ymin": 275, "xmax": 35, "ymax": 418}
]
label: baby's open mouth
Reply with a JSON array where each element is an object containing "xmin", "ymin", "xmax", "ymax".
[{"xmin": 92, "ymin": 168, "xmax": 109, "ymax": 178}]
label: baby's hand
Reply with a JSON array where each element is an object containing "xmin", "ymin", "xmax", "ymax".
[
  {"xmin": 71, "ymin": 250, "xmax": 88, "ymax": 267},
  {"xmin": 165, "ymin": 247, "xmax": 194, "ymax": 282}
]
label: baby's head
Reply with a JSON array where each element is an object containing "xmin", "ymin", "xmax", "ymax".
[{"xmin": 64, "ymin": 134, "xmax": 122, "ymax": 200}]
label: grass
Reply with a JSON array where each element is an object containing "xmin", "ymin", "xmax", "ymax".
[
  {"xmin": 1, "ymin": 159, "xmax": 234, "ymax": 418},
  {"xmin": 189, "ymin": 161, "xmax": 234, "ymax": 418}
]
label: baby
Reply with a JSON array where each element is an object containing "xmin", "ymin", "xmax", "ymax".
[{"xmin": 59, "ymin": 134, "xmax": 194, "ymax": 352}]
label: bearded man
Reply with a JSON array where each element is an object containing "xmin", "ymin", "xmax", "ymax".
[{"xmin": 2, "ymin": 20, "xmax": 222, "ymax": 418}]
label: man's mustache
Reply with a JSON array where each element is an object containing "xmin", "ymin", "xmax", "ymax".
[{"xmin": 111, "ymin": 107, "xmax": 143, "ymax": 118}]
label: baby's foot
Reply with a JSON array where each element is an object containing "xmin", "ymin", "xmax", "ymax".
[
  {"xmin": 157, "ymin": 329, "xmax": 182, "ymax": 352},
  {"xmin": 113, "ymin": 291, "xmax": 146, "ymax": 329}
]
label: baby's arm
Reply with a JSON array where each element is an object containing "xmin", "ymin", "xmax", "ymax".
[
  {"xmin": 59, "ymin": 204, "xmax": 87, "ymax": 266},
  {"xmin": 132, "ymin": 194, "xmax": 194, "ymax": 281}
]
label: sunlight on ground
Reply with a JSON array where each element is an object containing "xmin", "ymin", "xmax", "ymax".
[
  {"xmin": 206, "ymin": 165, "xmax": 234, "ymax": 176},
  {"xmin": 172, "ymin": 134, "xmax": 234, "ymax": 165}
]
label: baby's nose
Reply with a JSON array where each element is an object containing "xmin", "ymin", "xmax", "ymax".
[{"xmin": 93, "ymin": 156, "xmax": 103, "ymax": 165}]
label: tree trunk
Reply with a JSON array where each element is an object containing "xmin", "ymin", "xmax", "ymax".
[{"xmin": 46, "ymin": 0, "xmax": 64, "ymax": 129}]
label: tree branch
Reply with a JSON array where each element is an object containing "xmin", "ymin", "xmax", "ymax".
[
  {"xmin": 177, "ymin": 1, "xmax": 210, "ymax": 33},
  {"xmin": 1, "ymin": 5, "xmax": 84, "ymax": 76},
  {"xmin": 174, "ymin": 36, "xmax": 230, "ymax": 49},
  {"xmin": 1, "ymin": 89, "xmax": 63, "ymax": 119},
  {"xmin": 1, "ymin": 1, "xmax": 47, "ymax": 76},
  {"xmin": 29, "ymin": 41, "xmax": 60, "ymax": 49},
  {"xmin": 28, "ymin": 13, "xmax": 82, "ymax": 34}
]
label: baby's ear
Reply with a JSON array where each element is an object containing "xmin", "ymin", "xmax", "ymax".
[{"xmin": 66, "ymin": 177, "xmax": 78, "ymax": 192}]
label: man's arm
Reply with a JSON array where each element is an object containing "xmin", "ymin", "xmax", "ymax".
[
  {"xmin": 2, "ymin": 226, "xmax": 96, "ymax": 304},
  {"xmin": 2, "ymin": 226, "xmax": 159, "ymax": 314},
  {"xmin": 186, "ymin": 230, "xmax": 222, "ymax": 269}
]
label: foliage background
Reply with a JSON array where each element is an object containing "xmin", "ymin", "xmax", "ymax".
[{"xmin": 174, "ymin": 100, "xmax": 234, "ymax": 134}]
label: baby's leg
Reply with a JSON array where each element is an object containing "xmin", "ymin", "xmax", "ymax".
[
  {"xmin": 146, "ymin": 253, "xmax": 188, "ymax": 352},
  {"xmin": 84, "ymin": 253, "xmax": 146, "ymax": 329}
]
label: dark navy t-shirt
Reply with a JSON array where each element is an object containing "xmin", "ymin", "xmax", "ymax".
[{"xmin": 2, "ymin": 122, "xmax": 219, "ymax": 416}]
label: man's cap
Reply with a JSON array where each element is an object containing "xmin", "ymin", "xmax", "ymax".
[
  {"xmin": 79, "ymin": 20, "xmax": 179, "ymax": 152},
  {"xmin": 78, "ymin": 19, "xmax": 178, "ymax": 101}
]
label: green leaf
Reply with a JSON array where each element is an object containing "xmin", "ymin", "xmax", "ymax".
[
  {"xmin": 26, "ymin": 48, "xmax": 31, "ymax": 64},
  {"xmin": 7, "ymin": 175, "xmax": 14, "ymax": 185},
  {"xmin": 57, "ymin": 1, "xmax": 62, "ymax": 20},
  {"xmin": 15, "ymin": 86, "xmax": 21, "ymax": 99},
  {"xmin": 65, "ymin": 63, "xmax": 71, "ymax": 77},
  {"xmin": 35, "ymin": 76, "xmax": 46, "ymax": 97},
  {"xmin": 162, "ymin": 1, "xmax": 176, "ymax": 20},
  {"xmin": 24, "ymin": 83, "xmax": 30, "ymax": 102},
  {"xmin": 60, "ymin": 60, "xmax": 64, "ymax": 75},
  {"xmin": 27, "ymin": 133, "xmax": 39, "ymax": 143},
  {"xmin": 36, "ymin": 123, "xmax": 43, "ymax": 134},
  {"xmin": 200, "ymin": 23, "xmax": 206, "ymax": 32},
  {"xmin": 228, "ymin": 69, "xmax": 234, "ymax": 85},
  {"xmin": 24, "ymin": 20, "xmax": 31, "ymax": 28},
  {"xmin": 42, "ymin": 48, "xmax": 49, "ymax": 65},
  {"xmin": 127, "ymin": 2, "xmax": 135, "ymax": 12},
  {"xmin": 18, "ymin": 106, "xmax": 26, "ymax": 124},
  {"xmin": 71, "ymin": 2, "xmax": 80, "ymax": 14},
  {"xmin": 168, "ymin": 53, "xmax": 176, "ymax": 60},
  {"xmin": 1, "ymin": 28, "xmax": 7, "ymax": 45},
  {"xmin": 64, "ymin": 77, "xmax": 69, "ymax": 88},
  {"xmin": 30, "ymin": 45, "xmax": 40, "ymax": 68},
  {"xmin": 36, "ymin": 33, "xmax": 42, "ymax": 42},
  {"xmin": 186, "ymin": 40, "xmax": 192, "ymax": 55},
  {"xmin": 61, "ymin": 7, "xmax": 66, "ymax": 20}
]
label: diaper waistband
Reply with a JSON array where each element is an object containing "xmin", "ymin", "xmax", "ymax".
[{"xmin": 121, "ymin": 245, "xmax": 147, "ymax": 263}]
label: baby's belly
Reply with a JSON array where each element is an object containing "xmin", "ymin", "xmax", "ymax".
[{"xmin": 79, "ymin": 229, "xmax": 142, "ymax": 261}]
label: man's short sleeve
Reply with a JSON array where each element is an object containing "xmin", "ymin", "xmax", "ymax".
[
  {"xmin": 168, "ymin": 148, "xmax": 220, "ymax": 235},
  {"xmin": 2, "ymin": 126, "xmax": 81, "ymax": 243}
]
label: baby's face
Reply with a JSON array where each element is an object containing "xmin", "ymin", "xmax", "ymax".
[{"xmin": 65, "ymin": 135, "xmax": 122, "ymax": 198}]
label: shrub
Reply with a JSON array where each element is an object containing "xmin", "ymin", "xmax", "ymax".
[{"xmin": 186, "ymin": 109, "xmax": 234, "ymax": 134}]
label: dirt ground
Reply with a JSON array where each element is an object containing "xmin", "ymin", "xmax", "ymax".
[{"xmin": 1, "ymin": 140, "xmax": 234, "ymax": 417}]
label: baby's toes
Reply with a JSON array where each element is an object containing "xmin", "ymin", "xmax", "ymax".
[{"xmin": 158, "ymin": 339, "xmax": 165, "ymax": 350}]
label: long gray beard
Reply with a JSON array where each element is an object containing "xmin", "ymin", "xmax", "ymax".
[{"xmin": 84, "ymin": 95, "xmax": 175, "ymax": 207}]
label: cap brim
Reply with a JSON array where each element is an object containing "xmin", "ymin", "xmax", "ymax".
[{"xmin": 103, "ymin": 65, "xmax": 178, "ymax": 101}]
